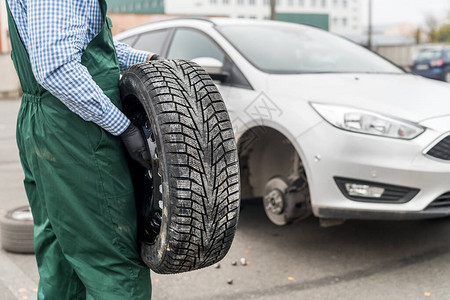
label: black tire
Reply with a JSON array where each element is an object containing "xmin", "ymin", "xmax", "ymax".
[
  {"xmin": 120, "ymin": 60, "xmax": 240, "ymax": 274},
  {"xmin": 0, "ymin": 206, "xmax": 34, "ymax": 254},
  {"xmin": 445, "ymin": 71, "xmax": 450, "ymax": 83}
]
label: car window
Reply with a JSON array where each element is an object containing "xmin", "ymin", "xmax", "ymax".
[
  {"xmin": 133, "ymin": 30, "xmax": 170, "ymax": 54},
  {"xmin": 119, "ymin": 35, "xmax": 138, "ymax": 47},
  {"xmin": 167, "ymin": 29, "xmax": 225, "ymax": 62},
  {"xmin": 415, "ymin": 49, "xmax": 442, "ymax": 61},
  {"xmin": 218, "ymin": 24, "xmax": 403, "ymax": 74}
]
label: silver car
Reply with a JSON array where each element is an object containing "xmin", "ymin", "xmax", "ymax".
[{"xmin": 116, "ymin": 18, "xmax": 450, "ymax": 226}]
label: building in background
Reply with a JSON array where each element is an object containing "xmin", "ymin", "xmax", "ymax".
[
  {"xmin": 166, "ymin": 0, "xmax": 362, "ymax": 36},
  {"xmin": 106, "ymin": 0, "xmax": 363, "ymax": 37},
  {"xmin": 108, "ymin": 0, "xmax": 165, "ymax": 14},
  {"xmin": 107, "ymin": 0, "xmax": 166, "ymax": 35}
]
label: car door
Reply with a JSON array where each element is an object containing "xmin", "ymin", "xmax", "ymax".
[
  {"xmin": 165, "ymin": 28, "xmax": 232, "ymax": 96},
  {"xmin": 165, "ymin": 27, "xmax": 257, "ymax": 126},
  {"xmin": 128, "ymin": 29, "xmax": 173, "ymax": 55}
]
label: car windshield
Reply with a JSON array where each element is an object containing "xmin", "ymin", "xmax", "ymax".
[
  {"xmin": 217, "ymin": 24, "xmax": 403, "ymax": 74},
  {"xmin": 415, "ymin": 49, "xmax": 442, "ymax": 61}
]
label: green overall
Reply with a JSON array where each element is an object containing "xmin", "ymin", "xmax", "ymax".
[{"xmin": 6, "ymin": 1, "xmax": 152, "ymax": 299}]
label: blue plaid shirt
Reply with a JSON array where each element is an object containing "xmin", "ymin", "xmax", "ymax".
[{"xmin": 8, "ymin": 0, "xmax": 152, "ymax": 135}]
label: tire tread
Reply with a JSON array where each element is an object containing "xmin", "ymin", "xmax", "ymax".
[{"xmin": 121, "ymin": 60, "xmax": 240, "ymax": 274}]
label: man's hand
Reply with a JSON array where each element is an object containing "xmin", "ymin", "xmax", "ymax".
[{"xmin": 120, "ymin": 124, "xmax": 151, "ymax": 169}]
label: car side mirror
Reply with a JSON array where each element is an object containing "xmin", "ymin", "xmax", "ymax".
[{"xmin": 191, "ymin": 57, "xmax": 229, "ymax": 82}]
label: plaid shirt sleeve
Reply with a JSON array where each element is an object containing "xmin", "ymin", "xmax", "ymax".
[
  {"xmin": 25, "ymin": 1, "xmax": 147, "ymax": 136},
  {"xmin": 115, "ymin": 41, "xmax": 152, "ymax": 73}
]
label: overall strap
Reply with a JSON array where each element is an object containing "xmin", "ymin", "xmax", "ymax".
[
  {"xmin": 99, "ymin": 0, "xmax": 107, "ymax": 18},
  {"xmin": 81, "ymin": 0, "xmax": 121, "ymax": 96},
  {"xmin": 6, "ymin": 1, "xmax": 42, "ymax": 96}
]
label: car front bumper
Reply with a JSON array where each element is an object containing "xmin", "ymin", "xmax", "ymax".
[
  {"xmin": 299, "ymin": 118, "xmax": 450, "ymax": 220},
  {"xmin": 317, "ymin": 207, "xmax": 450, "ymax": 220}
]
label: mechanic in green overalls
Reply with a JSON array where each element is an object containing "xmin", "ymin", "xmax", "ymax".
[{"xmin": 7, "ymin": 0, "xmax": 155, "ymax": 298}]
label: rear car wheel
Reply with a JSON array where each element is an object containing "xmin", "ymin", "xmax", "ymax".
[
  {"xmin": 0, "ymin": 206, "xmax": 34, "ymax": 254},
  {"xmin": 120, "ymin": 60, "xmax": 240, "ymax": 274}
]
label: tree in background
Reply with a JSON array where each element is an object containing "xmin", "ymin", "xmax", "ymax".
[
  {"xmin": 270, "ymin": 0, "xmax": 276, "ymax": 20},
  {"xmin": 437, "ymin": 10, "xmax": 450, "ymax": 42},
  {"xmin": 425, "ymin": 14, "xmax": 439, "ymax": 43},
  {"xmin": 424, "ymin": 10, "xmax": 450, "ymax": 43},
  {"xmin": 437, "ymin": 24, "xmax": 450, "ymax": 42},
  {"xmin": 414, "ymin": 28, "xmax": 422, "ymax": 44}
]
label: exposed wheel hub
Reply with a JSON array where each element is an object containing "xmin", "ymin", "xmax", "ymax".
[
  {"xmin": 263, "ymin": 174, "xmax": 311, "ymax": 226},
  {"xmin": 263, "ymin": 177, "xmax": 289, "ymax": 225},
  {"xmin": 264, "ymin": 189, "xmax": 284, "ymax": 215}
]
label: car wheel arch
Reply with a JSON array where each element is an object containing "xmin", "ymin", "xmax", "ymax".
[{"xmin": 236, "ymin": 125, "xmax": 312, "ymax": 203}]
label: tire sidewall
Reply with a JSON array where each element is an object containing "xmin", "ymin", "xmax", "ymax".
[
  {"xmin": 445, "ymin": 71, "xmax": 450, "ymax": 83},
  {"xmin": 0, "ymin": 206, "xmax": 34, "ymax": 254},
  {"xmin": 120, "ymin": 69, "xmax": 172, "ymax": 271}
]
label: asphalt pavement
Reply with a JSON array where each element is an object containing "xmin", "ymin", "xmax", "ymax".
[{"xmin": 1, "ymin": 98, "xmax": 450, "ymax": 300}]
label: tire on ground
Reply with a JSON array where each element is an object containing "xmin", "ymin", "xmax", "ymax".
[
  {"xmin": 120, "ymin": 60, "xmax": 240, "ymax": 274},
  {"xmin": 0, "ymin": 206, "xmax": 34, "ymax": 254}
]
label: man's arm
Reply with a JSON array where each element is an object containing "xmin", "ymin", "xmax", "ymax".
[
  {"xmin": 28, "ymin": 1, "xmax": 129, "ymax": 135},
  {"xmin": 114, "ymin": 41, "xmax": 155, "ymax": 73}
]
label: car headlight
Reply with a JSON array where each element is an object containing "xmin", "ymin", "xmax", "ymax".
[{"xmin": 311, "ymin": 103, "xmax": 425, "ymax": 139}]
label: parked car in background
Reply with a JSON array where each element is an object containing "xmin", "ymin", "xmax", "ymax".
[
  {"xmin": 409, "ymin": 46, "xmax": 450, "ymax": 82},
  {"xmin": 116, "ymin": 18, "xmax": 450, "ymax": 226}
]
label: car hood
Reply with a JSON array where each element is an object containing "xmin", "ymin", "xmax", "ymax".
[{"xmin": 266, "ymin": 73, "xmax": 450, "ymax": 123}]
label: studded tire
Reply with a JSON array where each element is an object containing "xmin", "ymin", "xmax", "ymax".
[{"xmin": 120, "ymin": 60, "xmax": 240, "ymax": 274}]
